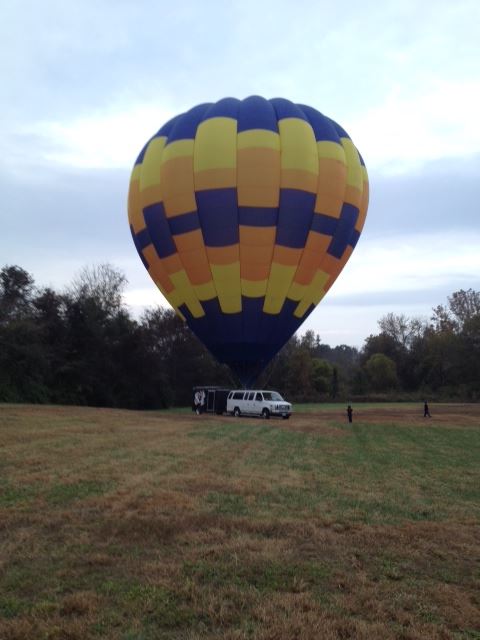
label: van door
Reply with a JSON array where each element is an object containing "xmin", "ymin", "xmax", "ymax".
[
  {"xmin": 252, "ymin": 392, "xmax": 263, "ymax": 415},
  {"xmin": 229, "ymin": 391, "xmax": 246, "ymax": 415},
  {"xmin": 245, "ymin": 391, "xmax": 255, "ymax": 414}
]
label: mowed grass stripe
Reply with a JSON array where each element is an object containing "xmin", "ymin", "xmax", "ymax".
[{"xmin": 189, "ymin": 419, "xmax": 480, "ymax": 523}]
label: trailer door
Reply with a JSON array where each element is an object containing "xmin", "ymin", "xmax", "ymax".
[{"xmin": 207, "ymin": 390, "xmax": 215, "ymax": 412}]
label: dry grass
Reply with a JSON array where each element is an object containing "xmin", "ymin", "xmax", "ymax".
[{"xmin": 0, "ymin": 403, "xmax": 479, "ymax": 639}]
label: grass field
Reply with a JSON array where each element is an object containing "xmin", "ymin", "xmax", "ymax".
[{"xmin": 0, "ymin": 403, "xmax": 479, "ymax": 639}]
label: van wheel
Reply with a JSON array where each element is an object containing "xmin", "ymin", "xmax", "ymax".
[
  {"xmin": 234, "ymin": 407, "xmax": 241, "ymax": 417},
  {"xmin": 262, "ymin": 408, "xmax": 270, "ymax": 419}
]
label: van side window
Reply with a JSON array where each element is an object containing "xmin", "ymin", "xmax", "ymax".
[
  {"xmin": 248, "ymin": 392, "xmax": 254, "ymax": 400},
  {"xmin": 255, "ymin": 392, "xmax": 263, "ymax": 401},
  {"xmin": 233, "ymin": 391, "xmax": 244, "ymax": 400}
]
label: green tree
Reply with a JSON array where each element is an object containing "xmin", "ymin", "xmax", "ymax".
[
  {"xmin": 364, "ymin": 353, "xmax": 399, "ymax": 391},
  {"xmin": 67, "ymin": 263, "xmax": 127, "ymax": 318},
  {"xmin": 0, "ymin": 266, "xmax": 52, "ymax": 402},
  {"xmin": 283, "ymin": 345, "xmax": 315, "ymax": 401},
  {"xmin": 140, "ymin": 307, "xmax": 234, "ymax": 406},
  {"xmin": 331, "ymin": 366, "xmax": 339, "ymax": 399},
  {"xmin": 432, "ymin": 288, "xmax": 480, "ymax": 333},
  {"xmin": 0, "ymin": 265, "xmax": 35, "ymax": 323},
  {"xmin": 311, "ymin": 358, "xmax": 333, "ymax": 395}
]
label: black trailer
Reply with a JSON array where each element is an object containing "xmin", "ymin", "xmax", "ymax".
[{"xmin": 192, "ymin": 386, "xmax": 230, "ymax": 415}]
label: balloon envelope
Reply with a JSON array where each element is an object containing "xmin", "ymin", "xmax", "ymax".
[{"xmin": 128, "ymin": 97, "xmax": 368, "ymax": 384}]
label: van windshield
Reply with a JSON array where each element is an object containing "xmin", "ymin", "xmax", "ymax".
[{"xmin": 262, "ymin": 392, "xmax": 283, "ymax": 401}]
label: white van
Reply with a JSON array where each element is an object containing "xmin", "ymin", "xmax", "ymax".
[{"xmin": 227, "ymin": 390, "xmax": 292, "ymax": 419}]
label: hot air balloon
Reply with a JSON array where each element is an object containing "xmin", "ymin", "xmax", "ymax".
[{"xmin": 128, "ymin": 97, "xmax": 368, "ymax": 385}]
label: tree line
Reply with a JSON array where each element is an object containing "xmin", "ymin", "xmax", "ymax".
[{"xmin": 1, "ymin": 263, "xmax": 479, "ymax": 408}]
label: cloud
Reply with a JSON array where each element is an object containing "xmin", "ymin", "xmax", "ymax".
[
  {"xmin": 2, "ymin": 0, "xmax": 479, "ymax": 185},
  {"xmin": 31, "ymin": 105, "xmax": 176, "ymax": 169},
  {"xmin": 300, "ymin": 227, "xmax": 480, "ymax": 345},
  {"xmin": 333, "ymin": 231, "xmax": 480, "ymax": 297},
  {"xmin": 0, "ymin": 165, "xmax": 130, "ymax": 287},
  {"xmin": 351, "ymin": 80, "xmax": 480, "ymax": 173},
  {"xmin": 368, "ymin": 154, "xmax": 480, "ymax": 233}
]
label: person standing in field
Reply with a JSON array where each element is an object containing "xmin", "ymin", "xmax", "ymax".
[
  {"xmin": 347, "ymin": 405, "xmax": 353, "ymax": 423},
  {"xmin": 424, "ymin": 401, "xmax": 431, "ymax": 418},
  {"xmin": 194, "ymin": 390, "xmax": 205, "ymax": 415}
]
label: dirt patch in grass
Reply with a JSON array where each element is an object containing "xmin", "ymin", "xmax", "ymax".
[{"xmin": 0, "ymin": 402, "xmax": 479, "ymax": 639}]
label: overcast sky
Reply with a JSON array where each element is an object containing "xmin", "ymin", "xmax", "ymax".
[{"xmin": 1, "ymin": 0, "xmax": 479, "ymax": 347}]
